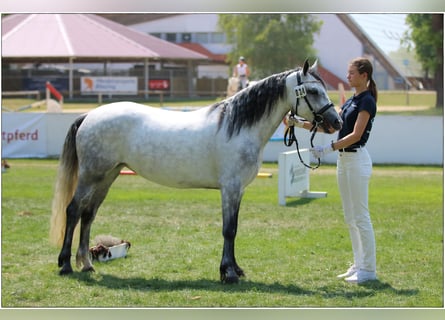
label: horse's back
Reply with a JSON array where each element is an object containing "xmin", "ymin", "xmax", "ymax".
[
  {"xmin": 76, "ymin": 101, "xmax": 223, "ymax": 188},
  {"xmin": 85, "ymin": 101, "xmax": 212, "ymax": 128}
]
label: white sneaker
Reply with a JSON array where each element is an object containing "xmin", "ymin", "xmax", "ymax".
[
  {"xmin": 345, "ymin": 270, "xmax": 376, "ymax": 284},
  {"xmin": 337, "ymin": 265, "xmax": 357, "ymax": 279}
]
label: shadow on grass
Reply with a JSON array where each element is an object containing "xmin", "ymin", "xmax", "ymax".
[
  {"xmin": 285, "ymin": 197, "xmax": 318, "ymax": 207},
  {"xmin": 70, "ymin": 272, "xmax": 419, "ymax": 301},
  {"xmin": 319, "ymin": 280, "xmax": 419, "ymax": 300},
  {"xmin": 71, "ymin": 272, "xmax": 314, "ymax": 296}
]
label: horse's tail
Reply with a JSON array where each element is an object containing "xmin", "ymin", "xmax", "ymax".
[{"xmin": 49, "ymin": 114, "xmax": 87, "ymax": 247}]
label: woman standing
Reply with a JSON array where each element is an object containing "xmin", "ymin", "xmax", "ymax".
[
  {"xmin": 294, "ymin": 57, "xmax": 378, "ymax": 284},
  {"xmin": 233, "ymin": 56, "xmax": 250, "ymax": 91}
]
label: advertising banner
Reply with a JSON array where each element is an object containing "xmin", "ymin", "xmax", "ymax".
[
  {"xmin": 148, "ymin": 79, "xmax": 170, "ymax": 90},
  {"xmin": 2, "ymin": 113, "xmax": 47, "ymax": 158},
  {"xmin": 80, "ymin": 76, "xmax": 138, "ymax": 95},
  {"xmin": 23, "ymin": 77, "xmax": 69, "ymax": 92}
]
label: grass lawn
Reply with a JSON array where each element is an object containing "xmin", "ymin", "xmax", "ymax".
[
  {"xmin": 1, "ymin": 89, "xmax": 442, "ymax": 116},
  {"xmin": 1, "ymin": 159, "xmax": 443, "ymax": 307}
]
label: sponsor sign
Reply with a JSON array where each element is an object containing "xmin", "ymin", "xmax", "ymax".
[
  {"xmin": 148, "ymin": 79, "xmax": 170, "ymax": 90},
  {"xmin": 23, "ymin": 77, "xmax": 68, "ymax": 92},
  {"xmin": 2, "ymin": 113, "xmax": 46, "ymax": 158},
  {"xmin": 81, "ymin": 77, "xmax": 138, "ymax": 95}
]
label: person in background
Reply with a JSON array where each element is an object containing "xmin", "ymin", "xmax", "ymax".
[
  {"xmin": 292, "ymin": 57, "xmax": 378, "ymax": 284},
  {"xmin": 2, "ymin": 159, "xmax": 10, "ymax": 173},
  {"xmin": 233, "ymin": 56, "xmax": 250, "ymax": 91}
]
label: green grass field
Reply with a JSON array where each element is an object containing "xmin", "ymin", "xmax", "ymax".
[
  {"xmin": 1, "ymin": 159, "xmax": 443, "ymax": 307},
  {"xmin": 1, "ymin": 89, "xmax": 441, "ymax": 116}
]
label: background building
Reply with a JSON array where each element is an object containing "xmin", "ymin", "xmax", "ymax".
[
  {"xmin": 118, "ymin": 13, "xmax": 422, "ymax": 91},
  {"xmin": 2, "ymin": 13, "xmax": 426, "ymax": 99}
]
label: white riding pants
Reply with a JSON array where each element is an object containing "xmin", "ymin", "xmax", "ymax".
[
  {"xmin": 337, "ymin": 147, "xmax": 376, "ymax": 272},
  {"xmin": 239, "ymin": 76, "xmax": 248, "ymax": 89}
]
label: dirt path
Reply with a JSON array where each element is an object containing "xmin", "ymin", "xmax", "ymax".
[{"xmin": 377, "ymin": 105, "xmax": 430, "ymax": 112}]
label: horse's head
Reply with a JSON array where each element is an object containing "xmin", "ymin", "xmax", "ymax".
[{"xmin": 286, "ymin": 60, "xmax": 342, "ymax": 133}]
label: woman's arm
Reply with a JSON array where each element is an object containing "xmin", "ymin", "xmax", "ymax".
[
  {"xmin": 331, "ymin": 110, "xmax": 370, "ymax": 150},
  {"xmin": 309, "ymin": 110, "xmax": 371, "ymax": 159}
]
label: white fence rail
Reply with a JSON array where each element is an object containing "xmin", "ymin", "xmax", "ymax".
[
  {"xmin": 1, "ymin": 113, "xmax": 443, "ymax": 165},
  {"xmin": 264, "ymin": 115, "xmax": 443, "ymax": 165}
]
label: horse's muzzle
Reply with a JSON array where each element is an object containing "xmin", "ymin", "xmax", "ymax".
[{"xmin": 320, "ymin": 117, "xmax": 342, "ymax": 133}]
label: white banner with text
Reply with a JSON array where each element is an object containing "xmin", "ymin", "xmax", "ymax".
[
  {"xmin": 2, "ymin": 113, "xmax": 47, "ymax": 158},
  {"xmin": 1, "ymin": 113, "xmax": 80, "ymax": 158},
  {"xmin": 80, "ymin": 76, "xmax": 138, "ymax": 95}
]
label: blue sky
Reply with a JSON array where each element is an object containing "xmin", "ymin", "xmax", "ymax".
[{"xmin": 351, "ymin": 14, "xmax": 409, "ymax": 54}]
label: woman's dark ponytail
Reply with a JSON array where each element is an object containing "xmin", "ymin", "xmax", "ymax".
[
  {"xmin": 351, "ymin": 57, "xmax": 378, "ymax": 102},
  {"xmin": 368, "ymin": 78, "xmax": 378, "ymax": 102}
]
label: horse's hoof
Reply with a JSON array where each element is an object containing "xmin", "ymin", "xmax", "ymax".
[
  {"xmin": 222, "ymin": 275, "xmax": 239, "ymax": 284},
  {"xmin": 59, "ymin": 266, "xmax": 73, "ymax": 275},
  {"xmin": 220, "ymin": 271, "xmax": 240, "ymax": 284},
  {"xmin": 58, "ymin": 256, "xmax": 69, "ymax": 268},
  {"xmin": 235, "ymin": 267, "xmax": 245, "ymax": 278},
  {"xmin": 220, "ymin": 264, "xmax": 245, "ymax": 284},
  {"xmin": 81, "ymin": 266, "xmax": 95, "ymax": 273}
]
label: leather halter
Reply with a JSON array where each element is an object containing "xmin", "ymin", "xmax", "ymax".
[
  {"xmin": 284, "ymin": 70, "xmax": 334, "ymax": 170},
  {"xmin": 293, "ymin": 71, "xmax": 334, "ymax": 129}
]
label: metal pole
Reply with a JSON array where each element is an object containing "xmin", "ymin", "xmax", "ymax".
[
  {"xmin": 144, "ymin": 58, "xmax": 149, "ymax": 100},
  {"xmin": 69, "ymin": 57, "xmax": 73, "ymax": 99}
]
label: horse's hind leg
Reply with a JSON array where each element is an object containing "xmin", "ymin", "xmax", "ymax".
[
  {"xmin": 58, "ymin": 196, "xmax": 98, "ymax": 274},
  {"xmin": 58, "ymin": 168, "xmax": 121, "ymax": 274},
  {"xmin": 58, "ymin": 198, "xmax": 81, "ymax": 275},
  {"xmin": 76, "ymin": 205, "xmax": 99, "ymax": 272},
  {"xmin": 75, "ymin": 169, "xmax": 122, "ymax": 272}
]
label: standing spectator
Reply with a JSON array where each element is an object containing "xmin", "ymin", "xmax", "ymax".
[{"xmin": 233, "ymin": 56, "xmax": 250, "ymax": 91}]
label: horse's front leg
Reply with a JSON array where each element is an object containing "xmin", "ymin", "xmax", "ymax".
[{"xmin": 219, "ymin": 185, "xmax": 245, "ymax": 284}]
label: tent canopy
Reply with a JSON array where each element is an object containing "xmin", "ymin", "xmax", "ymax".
[
  {"xmin": 2, "ymin": 14, "xmax": 208, "ymax": 97},
  {"xmin": 2, "ymin": 13, "xmax": 208, "ymax": 61}
]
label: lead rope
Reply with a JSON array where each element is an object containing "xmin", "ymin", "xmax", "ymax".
[{"xmin": 284, "ymin": 114, "xmax": 321, "ymax": 170}]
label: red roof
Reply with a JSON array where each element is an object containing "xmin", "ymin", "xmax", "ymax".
[
  {"xmin": 318, "ymin": 65, "xmax": 350, "ymax": 90},
  {"xmin": 2, "ymin": 14, "xmax": 208, "ymax": 61}
]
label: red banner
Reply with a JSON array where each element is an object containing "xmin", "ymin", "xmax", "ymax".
[{"xmin": 148, "ymin": 79, "xmax": 170, "ymax": 90}]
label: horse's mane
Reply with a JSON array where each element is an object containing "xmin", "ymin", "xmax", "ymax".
[
  {"xmin": 209, "ymin": 67, "xmax": 326, "ymax": 138},
  {"xmin": 209, "ymin": 69, "xmax": 296, "ymax": 138}
]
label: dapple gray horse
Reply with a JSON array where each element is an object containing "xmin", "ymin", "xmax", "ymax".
[{"xmin": 50, "ymin": 60, "xmax": 342, "ymax": 283}]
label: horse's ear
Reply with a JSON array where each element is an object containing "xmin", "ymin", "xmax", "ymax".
[
  {"xmin": 303, "ymin": 59, "xmax": 309, "ymax": 75},
  {"xmin": 310, "ymin": 59, "xmax": 319, "ymax": 73}
]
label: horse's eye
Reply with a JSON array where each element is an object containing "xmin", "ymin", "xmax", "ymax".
[{"xmin": 307, "ymin": 88, "xmax": 318, "ymax": 95}]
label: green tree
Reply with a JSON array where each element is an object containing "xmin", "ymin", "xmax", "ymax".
[
  {"xmin": 403, "ymin": 14, "xmax": 443, "ymax": 108},
  {"xmin": 218, "ymin": 14, "xmax": 322, "ymax": 79}
]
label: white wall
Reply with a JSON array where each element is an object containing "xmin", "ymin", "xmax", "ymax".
[
  {"xmin": 130, "ymin": 13, "xmax": 232, "ymax": 55},
  {"xmin": 367, "ymin": 115, "xmax": 443, "ymax": 164},
  {"xmin": 313, "ymin": 14, "xmax": 363, "ymax": 81},
  {"xmin": 2, "ymin": 113, "xmax": 443, "ymax": 165},
  {"xmin": 197, "ymin": 65, "xmax": 230, "ymax": 79},
  {"xmin": 263, "ymin": 115, "xmax": 443, "ymax": 165},
  {"xmin": 131, "ymin": 14, "xmax": 220, "ymax": 33}
]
